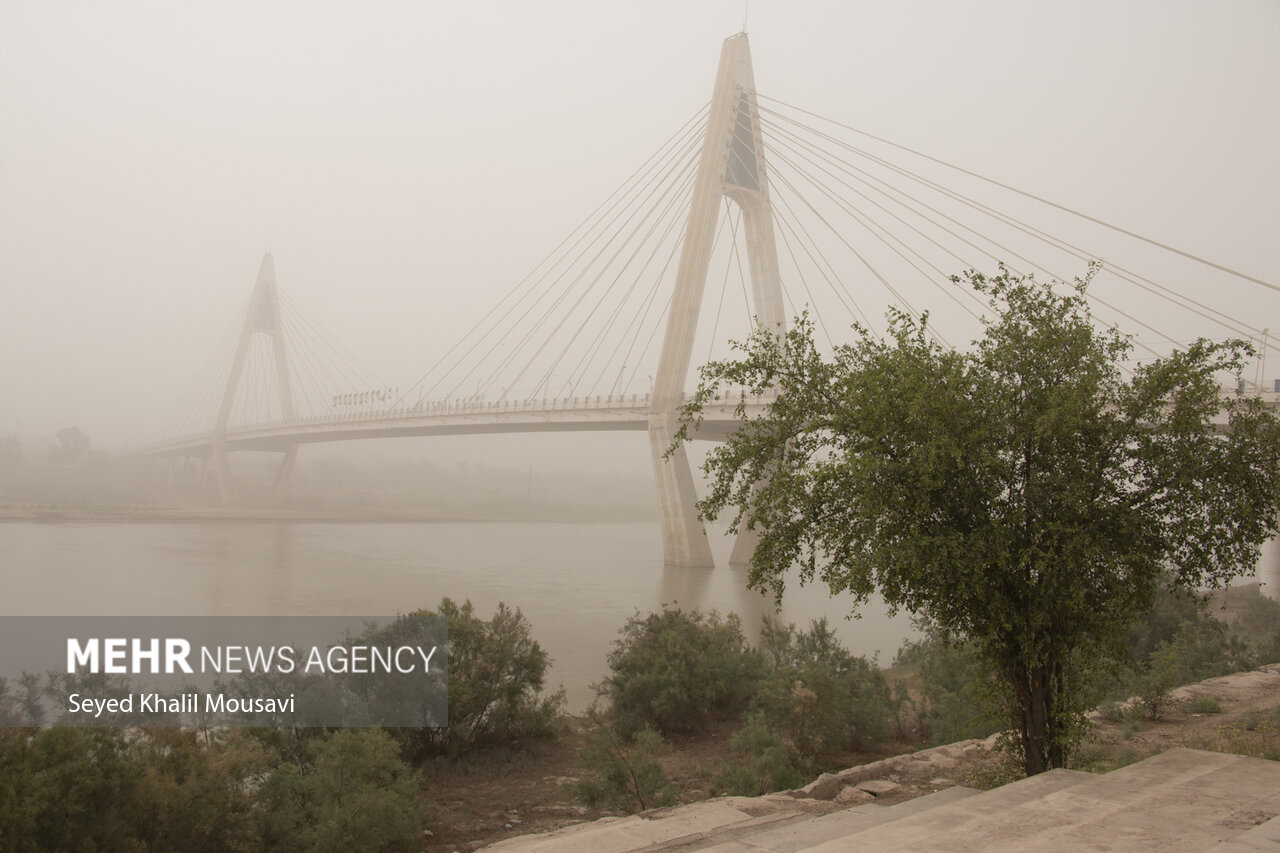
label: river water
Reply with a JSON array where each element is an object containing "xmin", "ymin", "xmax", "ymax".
[
  {"xmin": 0, "ymin": 520, "xmax": 918, "ymax": 710},
  {"xmin": 8, "ymin": 520, "xmax": 1277, "ymax": 710}
]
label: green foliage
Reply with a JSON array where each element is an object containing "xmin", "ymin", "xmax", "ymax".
[
  {"xmin": 129, "ymin": 728, "xmax": 269, "ymax": 852},
  {"xmin": 1132, "ymin": 639, "xmax": 1184, "ymax": 720},
  {"xmin": 0, "ymin": 598, "xmax": 565, "ymax": 848},
  {"xmin": 895, "ymin": 630, "xmax": 1005, "ymax": 745},
  {"xmin": 1121, "ymin": 586, "xmax": 1216, "ymax": 666},
  {"xmin": 0, "ymin": 727, "xmax": 143, "ymax": 852},
  {"xmin": 397, "ymin": 597, "xmax": 563, "ymax": 760},
  {"xmin": 680, "ymin": 265, "xmax": 1280, "ymax": 775},
  {"xmin": 1233, "ymin": 590, "xmax": 1280, "ymax": 641},
  {"xmin": 1227, "ymin": 587, "xmax": 1280, "ymax": 663},
  {"xmin": 601, "ymin": 607, "xmax": 764, "ymax": 736},
  {"xmin": 258, "ymin": 729, "xmax": 420, "ymax": 853},
  {"xmin": 751, "ymin": 617, "xmax": 892, "ymax": 758},
  {"xmin": 574, "ymin": 712, "xmax": 675, "ymax": 813},
  {"xmin": 1190, "ymin": 695, "xmax": 1223, "ymax": 714},
  {"xmin": 715, "ymin": 711, "xmax": 806, "ymax": 796},
  {"xmin": 1119, "ymin": 592, "xmax": 1253, "ymax": 719},
  {"xmin": 0, "ymin": 726, "xmax": 391, "ymax": 852}
]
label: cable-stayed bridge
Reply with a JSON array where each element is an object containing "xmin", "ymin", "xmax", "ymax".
[{"xmin": 136, "ymin": 33, "xmax": 1279, "ymax": 568}]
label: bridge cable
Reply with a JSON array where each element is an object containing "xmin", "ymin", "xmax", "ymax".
[
  {"xmin": 763, "ymin": 119, "xmax": 998, "ymax": 321},
  {"xmin": 705, "ymin": 199, "xmax": 740, "ymax": 364},
  {"xmin": 765, "ymin": 154, "xmax": 948, "ymax": 347},
  {"xmin": 760, "ymin": 102, "xmax": 1265, "ymax": 343},
  {"xmin": 444, "ymin": 111, "xmax": 708, "ymax": 403},
  {"xmin": 396, "ymin": 103, "xmax": 710, "ymax": 408},
  {"xmin": 769, "ymin": 183, "xmax": 876, "ymax": 337},
  {"xmin": 497, "ymin": 127, "xmax": 705, "ymax": 401},
  {"xmin": 759, "ymin": 112, "xmax": 1172, "ymax": 358},
  {"xmin": 574, "ymin": 174, "xmax": 703, "ymax": 398},
  {"xmin": 766, "ymin": 134, "xmax": 986, "ymax": 326},
  {"xmin": 768, "ymin": 201, "xmax": 838, "ymax": 347},
  {"xmin": 559, "ymin": 154, "xmax": 704, "ymax": 398},
  {"xmin": 758, "ymin": 95, "xmax": 1280, "ymax": 295}
]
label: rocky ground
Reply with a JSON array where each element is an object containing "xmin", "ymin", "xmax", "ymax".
[{"xmin": 419, "ymin": 665, "xmax": 1280, "ymax": 852}]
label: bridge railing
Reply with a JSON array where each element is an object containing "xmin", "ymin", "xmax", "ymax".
[{"xmin": 138, "ymin": 387, "xmax": 786, "ymax": 452}]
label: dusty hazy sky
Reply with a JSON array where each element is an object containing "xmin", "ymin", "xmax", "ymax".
[{"xmin": 2, "ymin": 0, "xmax": 1277, "ymax": 470}]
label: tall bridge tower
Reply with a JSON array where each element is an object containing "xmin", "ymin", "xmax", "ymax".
[
  {"xmin": 647, "ymin": 33, "xmax": 786, "ymax": 567},
  {"xmin": 212, "ymin": 253, "xmax": 297, "ymax": 503}
]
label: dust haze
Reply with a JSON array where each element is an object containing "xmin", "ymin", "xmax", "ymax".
[{"xmin": 2, "ymin": 1, "xmax": 1277, "ymax": 505}]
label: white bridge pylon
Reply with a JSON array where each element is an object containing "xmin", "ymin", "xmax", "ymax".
[
  {"xmin": 212, "ymin": 253, "xmax": 297, "ymax": 505},
  {"xmin": 649, "ymin": 33, "xmax": 786, "ymax": 568}
]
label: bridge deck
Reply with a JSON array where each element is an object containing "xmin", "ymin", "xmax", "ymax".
[{"xmin": 137, "ymin": 392, "xmax": 777, "ymax": 457}]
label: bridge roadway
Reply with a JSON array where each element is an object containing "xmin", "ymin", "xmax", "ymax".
[
  {"xmin": 137, "ymin": 390, "xmax": 779, "ymax": 458},
  {"xmin": 139, "ymin": 385, "xmax": 1280, "ymax": 459}
]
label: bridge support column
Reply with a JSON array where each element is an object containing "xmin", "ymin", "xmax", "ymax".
[
  {"xmin": 271, "ymin": 445, "xmax": 298, "ymax": 503},
  {"xmin": 648, "ymin": 33, "xmax": 786, "ymax": 568},
  {"xmin": 648, "ymin": 413, "xmax": 715, "ymax": 567}
]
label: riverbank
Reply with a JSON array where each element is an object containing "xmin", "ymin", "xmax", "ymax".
[{"xmin": 431, "ymin": 666, "xmax": 1280, "ymax": 851}]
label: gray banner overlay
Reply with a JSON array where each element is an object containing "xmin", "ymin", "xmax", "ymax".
[{"xmin": 0, "ymin": 616, "xmax": 448, "ymax": 727}]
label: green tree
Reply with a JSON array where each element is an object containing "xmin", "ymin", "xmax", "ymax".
[{"xmin": 678, "ymin": 266, "xmax": 1280, "ymax": 775}]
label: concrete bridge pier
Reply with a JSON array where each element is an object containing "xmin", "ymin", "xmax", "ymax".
[
  {"xmin": 270, "ymin": 445, "xmax": 297, "ymax": 503},
  {"xmin": 648, "ymin": 412, "xmax": 715, "ymax": 567}
]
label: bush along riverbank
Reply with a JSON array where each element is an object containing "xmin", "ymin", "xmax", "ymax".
[{"xmin": 2, "ymin": 585, "xmax": 1278, "ymax": 851}]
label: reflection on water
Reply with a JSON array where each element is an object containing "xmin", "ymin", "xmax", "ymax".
[{"xmin": 8, "ymin": 520, "xmax": 1277, "ymax": 710}]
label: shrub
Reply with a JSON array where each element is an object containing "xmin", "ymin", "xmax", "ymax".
[
  {"xmin": 1131, "ymin": 618, "xmax": 1249, "ymax": 721},
  {"xmin": 0, "ymin": 727, "xmax": 277, "ymax": 853},
  {"xmin": 1190, "ymin": 695, "xmax": 1222, "ymax": 714},
  {"xmin": 0, "ymin": 728, "xmax": 143, "ymax": 852},
  {"xmin": 396, "ymin": 598, "xmax": 563, "ymax": 760},
  {"xmin": 715, "ymin": 712, "xmax": 806, "ymax": 796},
  {"xmin": 748, "ymin": 618, "xmax": 894, "ymax": 761},
  {"xmin": 761, "ymin": 616, "xmax": 856, "ymax": 673},
  {"xmin": 600, "ymin": 607, "xmax": 764, "ymax": 736},
  {"xmin": 1120, "ymin": 587, "xmax": 1251, "ymax": 692},
  {"xmin": 574, "ymin": 713, "xmax": 675, "ymax": 813},
  {"xmin": 1132, "ymin": 647, "xmax": 1178, "ymax": 720},
  {"xmin": 895, "ymin": 631, "xmax": 1005, "ymax": 745},
  {"xmin": 258, "ymin": 729, "xmax": 420, "ymax": 852},
  {"xmin": 1229, "ymin": 588, "xmax": 1280, "ymax": 649},
  {"xmin": 1096, "ymin": 701, "xmax": 1130, "ymax": 723}
]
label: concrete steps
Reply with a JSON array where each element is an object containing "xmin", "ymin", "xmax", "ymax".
[
  {"xmin": 482, "ymin": 748, "xmax": 1280, "ymax": 853},
  {"xmin": 480, "ymin": 800, "xmax": 774, "ymax": 853},
  {"xmin": 804, "ymin": 749, "xmax": 1280, "ymax": 853},
  {"xmin": 689, "ymin": 786, "xmax": 983, "ymax": 852}
]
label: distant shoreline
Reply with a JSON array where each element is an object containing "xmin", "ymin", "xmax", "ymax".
[{"xmin": 0, "ymin": 504, "xmax": 656, "ymax": 525}]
